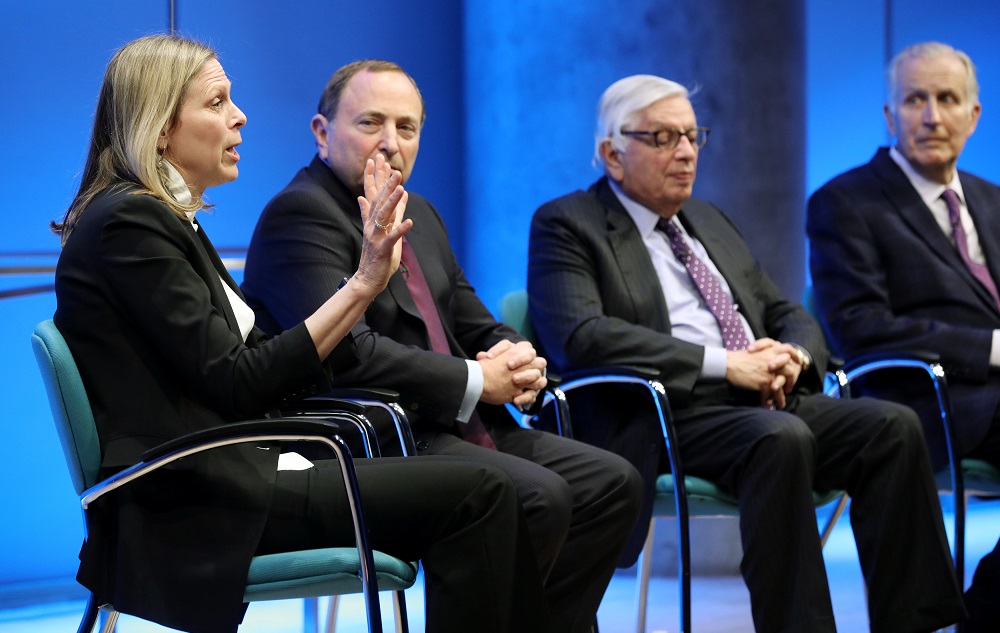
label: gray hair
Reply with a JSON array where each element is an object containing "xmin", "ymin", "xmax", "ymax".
[
  {"xmin": 886, "ymin": 41, "xmax": 979, "ymax": 111},
  {"xmin": 593, "ymin": 74, "xmax": 690, "ymax": 170}
]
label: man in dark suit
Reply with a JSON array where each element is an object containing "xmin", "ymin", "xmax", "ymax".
[
  {"xmin": 241, "ymin": 60, "xmax": 643, "ymax": 633},
  {"xmin": 808, "ymin": 41, "xmax": 1000, "ymax": 631},
  {"xmin": 528, "ymin": 73, "xmax": 965, "ymax": 633}
]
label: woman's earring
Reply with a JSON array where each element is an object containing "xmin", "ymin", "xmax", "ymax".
[{"xmin": 157, "ymin": 131, "xmax": 167, "ymax": 167}]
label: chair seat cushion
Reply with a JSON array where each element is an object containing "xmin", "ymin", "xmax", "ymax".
[
  {"xmin": 935, "ymin": 458, "xmax": 1000, "ymax": 496},
  {"xmin": 653, "ymin": 474, "xmax": 844, "ymax": 516},
  {"xmin": 244, "ymin": 548, "xmax": 418, "ymax": 602}
]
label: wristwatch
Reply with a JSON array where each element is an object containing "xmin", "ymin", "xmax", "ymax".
[{"xmin": 791, "ymin": 344, "xmax": 811, "ymax": 371}]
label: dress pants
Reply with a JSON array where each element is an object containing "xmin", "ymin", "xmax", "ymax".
[
  {"xmin": 673, "ymin": 392, "xmax": 966, "ymax": 633},
  {"xmin": 962, "ymin": 400, "xmax": 1000, "ymax": 632},
  {"xmin": 417, "ymin": 416, "xmax": 644, "ymax": 633},
  {"xmin": 258, "ymin": 455, "xmax": 551, "ymax": 633}
]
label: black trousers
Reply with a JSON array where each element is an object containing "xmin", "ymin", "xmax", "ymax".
[
  {"xmin": 258, "ymin": 455, "xmax": 551, "ymax": 633},
  {"xmin": 673, "ymin": 392, "xmax": 966, "ymax": 633},
  {"xmin": 417, "ymin": 416, "xmax": 644, "ymax": 633},
  {"xmin": 958, "ymin": 395, "xmax": 1000, "ymax": 633}
]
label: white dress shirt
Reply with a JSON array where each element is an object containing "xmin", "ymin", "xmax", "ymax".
[{"xmin": 610, "ymin": 181, "xmax": 755, "ymax": 380}]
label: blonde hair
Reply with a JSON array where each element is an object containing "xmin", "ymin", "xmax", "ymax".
[{"xmin": 53, "ymin": 34, "xmax": 217, "ymax": 244}]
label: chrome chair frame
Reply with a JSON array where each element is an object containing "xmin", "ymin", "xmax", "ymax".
[{"xmin": 32, "ymin": 320, "xmax": 416, "ymax": 633}]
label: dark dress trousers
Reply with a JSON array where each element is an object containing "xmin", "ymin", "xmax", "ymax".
[
  {"xmin": 808, "ymin": 146, "xmax": 1000, "ymax": 630},
  {"xmin": 54, "ymin": 186, "xmax": 550, "ymax": 633},
  {"xmin": 528, "ymin": 177, "xmax": 966, "ymax": 633},
  {"xmin": 242, "ymin": 156, "xmax": 643, "ymax": 633}
]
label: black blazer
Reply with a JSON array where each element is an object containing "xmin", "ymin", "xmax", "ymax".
[
  {"xmin": 54, "ymin": 186, "xmax": 343, "ymax": 633},
  {"xmin": 528, "ymin": 177, "xmax": 828, "ymax": 559},
  {"xmin": 808, "ymin": 147, "xmax": 1000, "ymax": 465},
  {"xmin": 243, "ymin": 156, "xmax": 524, "ymax": 428}
]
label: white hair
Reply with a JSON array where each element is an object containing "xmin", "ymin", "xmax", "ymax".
[
  {"xmin": 593, "ymin": 74, "xmax": 691, "ymax": 170},
  {"xmin": 886, "ymin": 41, "xmax": 979, "ymax": 111}
]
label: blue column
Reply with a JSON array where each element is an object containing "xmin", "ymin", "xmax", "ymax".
[{"xmin": 465, "ymin": 0, "xmax": 806, "ymax": 309}]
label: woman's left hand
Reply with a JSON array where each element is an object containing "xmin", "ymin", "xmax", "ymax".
[{"xmin": 355, "ymin": 154, "xmax": 412, "ymax": 294}]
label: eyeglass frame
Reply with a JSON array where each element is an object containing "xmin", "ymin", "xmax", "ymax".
[{"xmin": 619, "ymin": 126, "xmax": 710, "ymax": 150}]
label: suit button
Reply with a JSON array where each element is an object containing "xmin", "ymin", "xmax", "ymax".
[{"xmin": 416, "ymin": 440, "xmax": 429, "ymax": 452}]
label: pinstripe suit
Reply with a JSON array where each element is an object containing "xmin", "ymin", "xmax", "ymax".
[
  {"xmin": 242, "ymin": 157, "xmax": 644, "ymax": 633},
  {"xmin": 528, "ymin": 177, "xmax": 965, "ymax": 633}
]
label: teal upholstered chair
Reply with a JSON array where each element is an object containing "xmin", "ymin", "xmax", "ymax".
[
  {"xmin": 31, "ymin": 319, "xmax": 417, "ymax": 633},
  {"xmin": 500, "ymin": 289, "xmax": 847, "ymax": 633},
  {"xmin": 803, "ymin": 283, "xmax": 1000, "ymax": 587}
]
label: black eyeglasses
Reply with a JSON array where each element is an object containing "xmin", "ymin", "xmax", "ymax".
[{"xmin": 620, "ymin": 127, "xmax": 710, "ymax": 150}]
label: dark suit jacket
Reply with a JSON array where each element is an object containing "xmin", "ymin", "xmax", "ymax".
[
  {"xmin": 528, "ymin": 177, "xmax": 828, "ymax": 543},
  {"xmin": 54, "ymin": 186, "xmax": 339, "ymax": 633},
  {"xmin": 808, "ymin": 147, "xmax": 1000, "ymax": 466},
  {"xmin": 243, "ymin": 155, "xmax": 524, "ymax": 429}
]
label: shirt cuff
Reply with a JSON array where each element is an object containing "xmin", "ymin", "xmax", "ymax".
[
  {"xmin": 991, "ymin": 330, "xmax": 1000, "ymax": 368},
  {"xmin": 457, "ymin": 359, "xmax": 484, "ymax": 423},
  {"xmin": 700, "ymin": 346, "xmax": 728, "ymax": 381}
]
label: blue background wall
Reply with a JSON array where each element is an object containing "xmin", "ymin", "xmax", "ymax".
[{"xmin": 2, "ymin": 0, "xmax": 999, "ymax": 597}]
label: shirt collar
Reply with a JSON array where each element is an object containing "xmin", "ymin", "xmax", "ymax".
[
  {"xmin": 889, "ymin": 146, "xmax": 966, "ymax": 207},
  {"xmin": 160, "ymin": 159, "xmax": 198, "ymax": 225},
  {"xmin": 607, "ymin": 178, "xmax": 686, "ymax": 238}
]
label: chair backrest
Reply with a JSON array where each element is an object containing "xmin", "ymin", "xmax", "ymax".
[
  {"xmin": 801, "ymin": 283, "xmax": 835, "ymax": 351},
  {"xmin": 31, "ymin": 319, "xmax": 101, "ymax": 494},
  {"xmin": 499, "ymin": 289, "xmax": 537, "ymax": 345}
]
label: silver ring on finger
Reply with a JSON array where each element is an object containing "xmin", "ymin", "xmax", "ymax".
[{"xmin": 374, "ymin": 219, "xmax": 390, "ymax": 231}]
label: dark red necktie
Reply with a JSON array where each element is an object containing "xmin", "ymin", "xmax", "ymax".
[
  {"xmin": 942, "ymin": 189, "xmax": 1000, "ymax": 310},
  {"xmin": 400, "ymin": 239, "xmax": 497, "ymax": 450}
]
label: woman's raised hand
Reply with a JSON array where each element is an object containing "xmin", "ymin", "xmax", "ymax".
[{"xmin": 355, "ymin": 154, "xmax": 412, "ymax": 293}]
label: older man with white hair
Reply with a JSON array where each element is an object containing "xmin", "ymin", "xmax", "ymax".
[
  {"xmin": 529, "ymin": 73, "xmax": 966, "ymax": 633},
  {"xmin": 809, "ymin": 41, "xmax": 1000, "ymax": 631}
]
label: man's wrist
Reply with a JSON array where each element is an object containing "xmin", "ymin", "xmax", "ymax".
[{"xmin": 790, "ymin": 344, "xmax": 811, "ymax": 372}]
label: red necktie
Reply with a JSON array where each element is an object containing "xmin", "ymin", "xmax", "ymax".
[
  {"xmin": 942, "ymin": 189, "xmax": 1000, "ymax": 310},
  {"xmin": 400, "ymin": 239, "xmax": 497, "ymax": 450}
]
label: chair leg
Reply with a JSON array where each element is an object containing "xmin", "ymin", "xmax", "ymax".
[
  {"xmin": 634, "ymin": 519, "xmax": 655, "ymax": 633},
  {"xmin": 392, "ymin": 590, "xmax": 409, "ymax": 633},
  {"xmin": 819, "ymin": 494, "xmax": 849, "ymax": 548},
  {"xmin": 98, "ymin": 607, "xmax": 119, "ymax": 633},
  {"xmin": 303, "ymin": 597, "xmax": 319, "ymax": 633},
  {"xmin": 324, "ymin": 596, "xmax": 340, "ymax": 633},
  {"xmin": 77, "ymin": 593, "xmax": 100, "ymax": 633},
  {"xmin": 948, "ymin": 488, "xmax": 967, "ymax": 592}
]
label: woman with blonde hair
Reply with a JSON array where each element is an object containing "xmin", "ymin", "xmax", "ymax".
[{"xmin": 53, "ymin": 34, "xmax": 549, "ymax": 633}]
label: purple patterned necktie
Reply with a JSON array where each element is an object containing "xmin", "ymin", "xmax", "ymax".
[
  {"xmin": 942, "ymin": 189, "xmax": 1000, "ymax": 310},
  {"xmin": 400, "ymin": 239, "xmax": 497, "ymax": 450},
  {"xmin": 658, "ymin": 218, "xmax": 750, "ymax": 351}
]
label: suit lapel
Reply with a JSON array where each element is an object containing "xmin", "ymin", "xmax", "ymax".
[
  {"xmin": 871, "ymin": 150, "xmax": 960, "ymax": 265},
  {"xmin": 677, "ymin": 206, "xmax": 766, "ymax": 337},
  {"xmin": 961, "ymin": 176, "xmax": 1000, "ymax": 316},
  {"xmin": 872, "ymin": 150, "xmax": 999, "ymax": 314},
  {"xmin": 189, "ymin": 220, "xmax": 243, "ymax": 340},
  {"xmin": 595, "ymin": 179, "xmax": 673, "ymax": 332}
]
